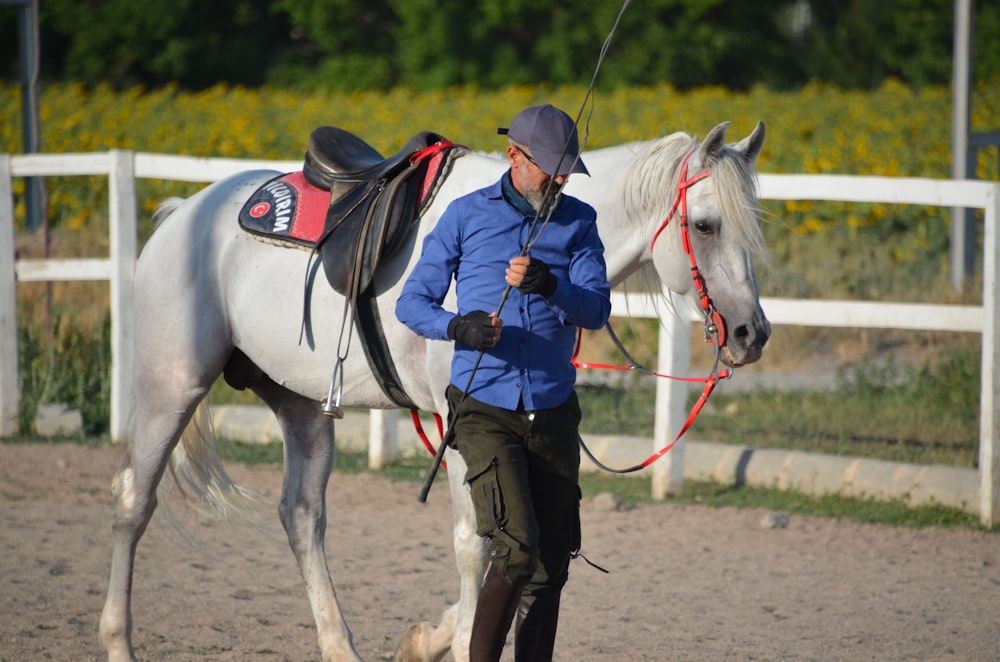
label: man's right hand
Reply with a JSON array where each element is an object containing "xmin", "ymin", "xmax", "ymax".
[{"xmin": 447, "ymin": 310, "xmax": 501, "ymax": 350}]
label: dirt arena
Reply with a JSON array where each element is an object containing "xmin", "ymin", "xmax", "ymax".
[{"xmin": 2, "ymin": 442, "xmax": 997, "ymax": 661}]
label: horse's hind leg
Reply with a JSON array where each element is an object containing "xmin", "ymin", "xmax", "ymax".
[
  {"xmin": 252, "ymin": 376, "xmax": 362, "ymax": 662},
  {"xmin": 99, "ymin": 373, "xmax": 213, "ymax": 662}
]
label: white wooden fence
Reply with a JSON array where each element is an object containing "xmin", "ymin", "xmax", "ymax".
[{"xmin": 0, "ymin": 151, "xmax": 997, "ymax": 525}]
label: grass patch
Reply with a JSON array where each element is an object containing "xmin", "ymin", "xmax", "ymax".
[
  {"xmin": 211, "ymin": 443, "xmax": 992, "ymax": 531},
  {"xmin": 578, "ymin": 346, "xmax": 981, "ymax": 468},
  {"xmin": 216, "ymin": 438, "xmax": 284, "ymax": 467},
  {"xmin": 17, "ymin": 313, "xmax": 112, "ymax": 436},
  {"xmin": 2, "ymin": 432, "xmax": 111, "ymax": 448}
]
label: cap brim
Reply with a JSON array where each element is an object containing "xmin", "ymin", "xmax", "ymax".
[{"xmin": 534, "ymin": 150, "xmax": 589, "ymax": 177}]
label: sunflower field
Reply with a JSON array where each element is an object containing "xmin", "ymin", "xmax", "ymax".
[{"xmin": 2, "ymin": 78, "xmax": 998, "ymax": 236}]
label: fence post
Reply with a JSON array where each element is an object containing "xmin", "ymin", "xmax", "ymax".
[
  {"xmin": 950, "ymin": 0, "xmax": 976, "ymax": 291},
  {"xmin": 368, "ymin": 409, "xmax": 400, "ymax": 469},
  {"xmin": 0, "ymin": 155, "xmax": 19, "ymax": 436},
  {"xmin": 979, "ymin": 184, "xmax": 1000, "ymax": 527},
  {"xmin": 651, "ymin": 290, "xmax": 692, "ymax": 499},
  {"xmin": 108, "ymin": 150, "xmax": 137, "ymax": 443}
]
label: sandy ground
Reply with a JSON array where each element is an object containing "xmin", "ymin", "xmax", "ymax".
[{"xmin": 1, "ymin": 442, "xmax": 998, "ymax": 662}]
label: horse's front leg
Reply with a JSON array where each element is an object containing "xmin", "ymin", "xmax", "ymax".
[
  {"xmin": 396, "ymin": 447, "xmax": 485, "ymax": 662},
  {"xmin": 270, "ymin": 392, "xmax": 362, "ymax": 662}
]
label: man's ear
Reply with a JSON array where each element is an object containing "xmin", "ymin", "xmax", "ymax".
[{"xmin": 506, "ymin": 144, "xmax": 519, "ymax": 167}]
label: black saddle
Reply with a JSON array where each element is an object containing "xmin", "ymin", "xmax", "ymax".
[
  {"xmin": 304, "ymin": 126, "xmax": 446, "ymax": 199},
  {"xmin": 236, "ymin": 126, "xmax": 464, "ymax": 411},
  {"xmin": 305, "ymin": 126, "xmax": 463, "ymax": 298}
]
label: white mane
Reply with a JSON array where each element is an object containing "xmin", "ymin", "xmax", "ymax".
[{"xmin": 622, "ymin": 132, "xmax": 767, "ymax": 260}]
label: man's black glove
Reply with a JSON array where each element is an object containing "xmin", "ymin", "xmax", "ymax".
[
  {"xmin": 517, "ymin": 258, "xmax": 557, "ymax": 297},
  {"xmin": 447, "ymin": 310, "xmax": 496, "ymax": 350}
]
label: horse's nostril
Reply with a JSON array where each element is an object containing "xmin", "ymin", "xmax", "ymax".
[{"xmin": 734, "ymin": 324, "xmax": 750, "ymax": 341}]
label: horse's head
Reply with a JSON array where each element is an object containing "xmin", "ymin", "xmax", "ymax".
[{"xmin": 647, "ymin": 121, "xmax": 770, "ymax": 367}]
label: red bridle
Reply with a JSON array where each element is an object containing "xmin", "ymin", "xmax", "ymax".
[{"xmin": 648, "ymin": 149, "xmax": 728, "ymax": 351}]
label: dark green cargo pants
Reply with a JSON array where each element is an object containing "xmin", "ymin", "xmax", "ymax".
[{"xmin": 447, "ymin": 385, "xmax": 582, "ymax": 596}]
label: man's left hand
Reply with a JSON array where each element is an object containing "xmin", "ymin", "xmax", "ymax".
[{"xmin": 507, "ymin": 256, "xmax": 557, "ymax": 297}]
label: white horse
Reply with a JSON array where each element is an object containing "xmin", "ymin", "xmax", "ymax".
[{"xmin": 99, "ymin": 120, "xmax": 770, "ymax": 662}]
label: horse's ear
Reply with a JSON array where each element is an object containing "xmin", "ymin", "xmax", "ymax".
[
  {"xmin": 698, "ymin": 121, "xmax": 731, "ymax": 165},
  {"xmin": 733, "ymin": 121, "xmax": 766, "ymax": 164}
]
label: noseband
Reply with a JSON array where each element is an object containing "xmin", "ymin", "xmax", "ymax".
[{"xmin": 648, "ymin": 149, "xmax": 728, "ymax": 351}]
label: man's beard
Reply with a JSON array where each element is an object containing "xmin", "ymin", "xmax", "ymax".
[
  {"xmin": 517, "ymin": 172, "xmax": 560, "ymax": 214},
  {"xmin": 523, "ymin": 186, "xmax": 547, "ymax": 212}
]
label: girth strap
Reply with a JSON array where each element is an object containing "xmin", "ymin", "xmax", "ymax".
[{"xmin": 354, "ymin": 284, "xmax": 416, "ymax": 409}]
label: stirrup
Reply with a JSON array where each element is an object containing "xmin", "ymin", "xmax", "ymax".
[{"xmin": 322, "ymin": 358, "xmax": 345, "ymax": 419}]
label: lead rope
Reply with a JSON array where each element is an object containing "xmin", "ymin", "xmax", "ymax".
[
  {"xmin": 573, "ymin": 323, "xmax": 730, "ymax": 474},
  {"xmin": 418, "ymin": 0, "xmax": 633, "ymax": 502}
]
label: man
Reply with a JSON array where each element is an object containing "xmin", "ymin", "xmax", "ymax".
[{"xmin": 396, "ymin": 104, "xmax": 611, "ymax": 661}]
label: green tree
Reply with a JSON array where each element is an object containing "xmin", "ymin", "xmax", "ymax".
[
  {"xmin": 596, "ymin": 0, "xmax": 797, "ymax": 89},
  {"xmin": 975, "ymin": 4, "xmax": 1000, "ymax": 83},
  {"xmin": 269, "ymin": 0, "xmax": 397, "ymax": 89},
  {"xmin": 798, "ymin": 0, "xmax": 1000, "ymax": 88},
  {"xmin": 36, "ymin": 0, "xmax": 292, "ymax": 88},
  {"xmin": 281, "ymin": 0, "xmax": 798, "ymax": 91},
  {"xmin": 7, "ymin": 0, "xmax": 998, "ymax": 92}
]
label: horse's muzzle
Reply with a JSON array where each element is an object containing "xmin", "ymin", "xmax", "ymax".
[{"xmin": 722, "ymin": 315, "xmax": 771, "ymax": 367}]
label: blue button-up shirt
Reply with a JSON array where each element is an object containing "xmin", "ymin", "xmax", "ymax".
[{"xmin": 396, "ymin": 173, "xmax": 611, "ymax": 411}]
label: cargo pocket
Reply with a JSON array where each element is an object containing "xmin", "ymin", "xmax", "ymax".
[{"xmin": 465, "ymin": 456, "xmax": 507, "ymax": 538}]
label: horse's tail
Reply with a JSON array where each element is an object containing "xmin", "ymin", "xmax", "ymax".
[
  {"xmin": 152, "ymin": 197, "xmax": 186, "ymax": 228},
  {"xmin": 160, "ymin": 399, "xmax": 270, "ymax": 524}
]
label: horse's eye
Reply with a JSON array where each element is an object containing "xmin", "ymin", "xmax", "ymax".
[{"xmin": 694, "ymin": 220, "xmax": 712, "ymax": 235}]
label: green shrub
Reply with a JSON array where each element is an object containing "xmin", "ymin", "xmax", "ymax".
[{"xmin": 18, "ymin": 315, "xmax": 111, "ymax": 435}]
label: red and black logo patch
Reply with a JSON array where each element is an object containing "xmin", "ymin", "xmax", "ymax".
[{"xmin": 238, "ymin": 172, "xmax": 327, "ymax": 247}]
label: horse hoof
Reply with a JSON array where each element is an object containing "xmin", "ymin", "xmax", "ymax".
[{"xmin": 394, "ymin": 623, "xmax": 430, "ymax": 662}]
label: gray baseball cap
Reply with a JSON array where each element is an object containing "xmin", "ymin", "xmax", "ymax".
[{"xmin": 498, "ymin": 104, "xmax": 589, "ymax": 177}]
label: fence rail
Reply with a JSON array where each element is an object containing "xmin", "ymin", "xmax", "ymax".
[{"xmin": 1, "ymin": 151, "xmax": 997, "ymax": 525}]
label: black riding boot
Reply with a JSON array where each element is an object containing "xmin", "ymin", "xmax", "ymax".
[
  {"xmin": 514, "ymin": 591, "xmax": 561, "ymax": 662},
  {"xmin": 469, "ymin": 565, "xmax": 525, "ymax": 662}
]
